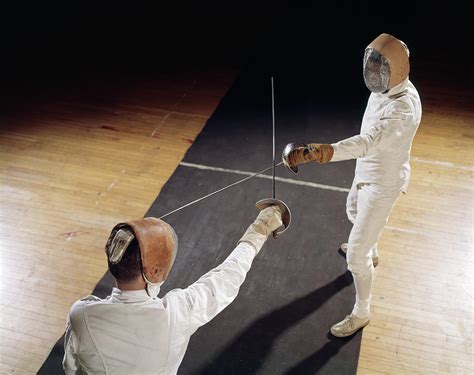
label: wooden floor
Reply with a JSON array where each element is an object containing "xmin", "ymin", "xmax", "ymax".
[{"xmin": 1, "ymin": 69, "xmax": 473, "ymax": 374}]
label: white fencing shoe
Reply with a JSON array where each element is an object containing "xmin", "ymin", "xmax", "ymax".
[
  {"xmin": 340, "ymin": 243, "xmax": 379, "ymax": 268},
  {"xmin": 330, "ymin": 314, "xmax": 370, "ymax": 337}
]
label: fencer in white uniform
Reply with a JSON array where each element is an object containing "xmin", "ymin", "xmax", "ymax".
[
  {"xmin": 63, "ymin": 206, "xmax": 283, "ymax": 374},
  {"xmin": 282, "ymin": 33, "xmax": 422, "ymax": 337}
]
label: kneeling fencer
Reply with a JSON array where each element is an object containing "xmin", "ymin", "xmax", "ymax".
[
  {"xmin": 63, "ymin": 205, "xmax": 282, "ymax": 374},
  {"xmin": 283, "ymin": 33, "xmax": 422, "ymax": 337}
]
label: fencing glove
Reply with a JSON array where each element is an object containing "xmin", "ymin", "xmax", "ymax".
[
  {"xmin": 282, "ymin": 143, "xmax": 334, "ymax": 173},
  {"xmin": 238, "ymin": 205, "xmax": 283, "ymax": 254}
]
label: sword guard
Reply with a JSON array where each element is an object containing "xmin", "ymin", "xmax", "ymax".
[
  {"xmin": 255, "ymin": 198, "xmax": 291, "ymax": 237},
  {"xmin": 282, "ymin": 142, "xmax": 308, "ymax": 174}
]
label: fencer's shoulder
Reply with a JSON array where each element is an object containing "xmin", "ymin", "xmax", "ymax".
[
  {"xmin": 161, "ymin": 288, "xmax": 187, "ymax": 307},
  {"xmin": 68, "ymin": 295, "xmax": 104, "ymax": 327},
  {"xmin": 406, "ymin": 79, "xmax": 418, "ymax": 91},
  {"xmin": 80, "ymin": 294, "xmax": 102, "ymax": 302},
  {"xmin": 69, "ymin": 295, "xmax": 102, "ymax": 314},
  {"xmin": 162, "ymin": 287, "xmax": 202, "ymax": 314},
  {"xmin": 385, "ymin": 96, "xmax": 411, "ymax": 114},
  {"xmin": 401, "ymin": 80, "xmax": 420, "ymax": 103},
  {"xmin": 78, "ymin": 294, "xmax": 103, "ymax": 304},
  {"xmin": 391, "ymin": 81, "xmax": 420, "ymax": 111}
]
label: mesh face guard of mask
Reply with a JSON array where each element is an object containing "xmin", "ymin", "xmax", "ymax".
[{"xmin": 363, "ymin": 48, "xmax": 391, "ymax": 93}]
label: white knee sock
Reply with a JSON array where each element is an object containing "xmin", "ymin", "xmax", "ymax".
[{"xmin": 351, "ymin": 269, "xmax": 373, "ymax": 319}]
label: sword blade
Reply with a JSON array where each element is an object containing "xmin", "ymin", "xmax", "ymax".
[
  {"xmin": 271, "ymin": 76, "xmax": 276, "ymax": 199},
  {"xmin": 159, "ymin": 161, "xmax": 284, "ymax": 219}
]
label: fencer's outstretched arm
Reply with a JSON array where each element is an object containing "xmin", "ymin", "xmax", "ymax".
[
  {"xmin": 331, "ymin": 100, "xmax": 412, "ymax": 161},
  {"xmin": 283, "ymin": 100, "xmax": 413, "ymax": 169},
  {"xmin": 163, "ymin": 206, "xmax": 282, "ymax": 335}
]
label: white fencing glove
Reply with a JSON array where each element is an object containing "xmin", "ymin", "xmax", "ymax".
[{"xmin": 238, "ymin": 205, "xmax": 283, "ymax": 254}]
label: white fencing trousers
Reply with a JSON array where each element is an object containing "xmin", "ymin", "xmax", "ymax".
[{"xmin": 345, "ymin": 181, "xmax": 402, "ymax": 318}]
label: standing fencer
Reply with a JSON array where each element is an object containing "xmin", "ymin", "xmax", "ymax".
[
  {"xmin": 63, "ymin": 205, "xmax": 282, "ymax": 374},
  {"xmin": 283, "ymin": 33, "xmax": 422, "ymax": 337}
]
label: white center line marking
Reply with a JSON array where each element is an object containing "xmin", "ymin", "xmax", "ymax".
[
  {"xmin": 411, "ymin": 157, "xmax": 474, "ymax": 172},
  {"xmin": 179, "ymin": 162, "xmax": 350, "ymax": 193},
  {"xmin": 385, "ymin": 225, "xmax": 432, "ymax": 237}
]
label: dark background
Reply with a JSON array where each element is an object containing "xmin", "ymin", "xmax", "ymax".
[{"xmin": 0, "ymin": 0, "xmax": 471, "ymax": 96}]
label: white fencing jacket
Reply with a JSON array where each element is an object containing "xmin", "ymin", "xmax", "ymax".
[
  {"xmin": 63, "ymin": 242, "xmax": 258, "ymax": 375},
  {"xmin": 331, "ymin": 78, "xmax": 422, "ymax": 191}
]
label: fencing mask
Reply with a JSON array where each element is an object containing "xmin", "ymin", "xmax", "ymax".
[
  {"xmin": 363, "ymin": 33, "xmax": 410, "ymax": 93},
  {"xmin": 106, "ymin": 217, "xmax": 178, "ymax": 297}
]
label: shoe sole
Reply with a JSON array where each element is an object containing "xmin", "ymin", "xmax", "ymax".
[{"xmin": 330, "ymin": 319, "xmax": 370, "ymax": 338}]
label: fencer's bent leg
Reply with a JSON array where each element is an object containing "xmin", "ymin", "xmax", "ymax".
[
  {"xmin": 332, "ymin": 184, "xmax": 399, "ymax": 337},
  {"xmin": 346, "ymin": 184, "xmax": 401, "ymax": 319}
]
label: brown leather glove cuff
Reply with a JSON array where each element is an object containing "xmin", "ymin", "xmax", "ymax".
[{"xmin": 308, "ymin": 143, "xmax": 334, "ymax": 163}]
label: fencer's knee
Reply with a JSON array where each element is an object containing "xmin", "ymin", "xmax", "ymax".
[
  {"xmin": 346, "ymin": 250, "xmax": 374, "ymax": 275},
  {"xmin": 347, "ymin": 262, "xmax": 374, "ymax": 278}
]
